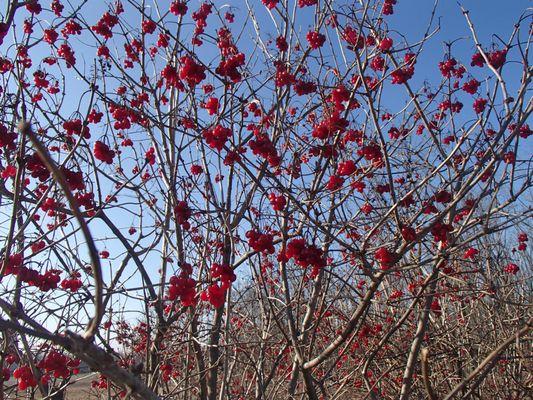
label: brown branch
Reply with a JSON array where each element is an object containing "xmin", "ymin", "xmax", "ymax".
[{"xmin": 421, "ymin": 348, "xmax": 438, "ymax": 400}]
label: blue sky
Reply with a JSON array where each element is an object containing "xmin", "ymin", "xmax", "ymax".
[{"xmin": 390, "ymin": 0, "xmax": 531, "ymax": 82}]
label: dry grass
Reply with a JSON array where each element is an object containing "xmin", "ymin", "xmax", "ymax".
[
  {"xmin": 61, "ymin": 375, "xmax": 96, "ymax": 400},
  {"xmin": 5, "ymin": 374, "xmax": 100, "ymax": 400}
]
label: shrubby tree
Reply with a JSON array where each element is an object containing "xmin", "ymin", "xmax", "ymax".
[{"xmin": 0, "ymin": 0, "xmax": 531, "ymax": 399}]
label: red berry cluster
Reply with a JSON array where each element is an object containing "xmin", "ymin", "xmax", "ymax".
[
  {"xmin": 200, "ymin": 283, "xmax": 226, "ymax": 308},
  {"xmin": 246, "ymin": 230, "xmax": 275, "ymax": 254},
  {"xmin": 160, "ymin": 364, "xmax": 174, "ymax": 382},
  {"xmin": 141, "ymin": 19, "xmax": 156, "ymax": 35},
  {"xmin": 294, "ymin": 80, "xmax": 317, "ymax": 95},
  {"xmin": 216, "ymin": 53, "xmax": 245, "ymax": 83},
  {"xmin": 509, "ymin": 123, "xmax": 531, "ymax": 139},
  {"xmin": 92, "ymin": 12, "xmax": 119, "ymax": 40},
  {"xmin": 249, "ymin": 131, "xmax": 280, "ymax": 167},
  {"xmin": 0, "ymin": 22, "xmax": 9, "ymax": 46},
  {"xmin": 30, "ymin": 240, "xmax": 46, "ymax": 254},
  {"xmin": 63, "ymin": 119, "xmax": 90, "ymax": 138},
  {"xmin": 401, "ymin": 226, "xmax": 417, "ymax": 242},
  {"xmin": 37, "ymin": 350, "xmax": 80, "ymax": 382},
  {"xmin": 202, "ymin": 97, "xmax": 219, "ymax": 115},
  {"xmin": 37, "ymin": 269, "xmax": 62, "ymax": 291},
  {"xmin": 203, "ymin": 124, "xmax": 232, "ymax": 151},
  {"xmin": 326, "ymin": 175, "xmax": 344, "ymax": 191},
  {"xmin": 109, "ymin": 103, "xmax": 136, "ymax": 130},
  {"xmin": 124, "ymin": 39, "xmax": 142, "ymax": 67},
  {"xmin": 168, "ymin": 269, "xmax": 196, "ymax": 307},
  {"xmin": 0, "ymin": 123, "xmax": 17, "ymax": 151},
  {"xmin": 93, "ymin": 140, "xmax": 115, "ymax": 164},
  {"xmin": 382, "ymin": 0, "xmax": 397, "ymax": 15},
  {"xmin": 431, "ymin": 221, "xmax": 453, "ymax": 246},
  {"xmin": 224, "ymin": 149, "xmax": 240, "ymax": 165},
  {"xmin": 170, "ymin": 1, "xmax": 188, "ymax": 16},
  {"xmin": 62, "ymin": 19, "xmax": 82, "ymax": 38},
  {"xmin": 174, "ymin": 200, "xmax": 192, "ymax": 230},
  {"xmin": 26, "ymin": 153, "xmax": 50, "ymax": 182},
  {"xmin": 336, "ymin": 160, "xmax": 357, "ymax": 176},
  {"xmin": 191, "ymin": 3, "xmax": 212, "ymax": 45},
  {"xmin": 145, "ymin": 147, "xmax": 156, "ymax": 165},
  {"xmin": 17, "ymin": 46, "xmax": 32, "ymax": 68},
  {"xmin": 97, "ymin": 45, "xmax": 110, "ymax": 58},
  {"xmin": 75, "ymin": 192, "xmax": 96, "ymax": 213},
  {"xmin": 13, "ymin": 365, "xmax": 37, "ymax": 390},
  {"xmin": 342, "ymin": 26, "xmax": 365, "ymax": 51},
  {"xmin": 57, "ymin": 43, "xmax": 76, "ymax": 68},
  {"xmin": 329, "ymin": 84, "xmax": 358, "ymax": 111},
  {"xmin": 374, "ymin": 247, "xmax": 396, "ymax": 270},
  {"xmin": 434, "ymin": 190, "xmax": 452, "ymax": 204},
  {"xmin": 201, "ymin": 263, "xmax": 236, "ymax": 308},
  {"xmin": 268, "ymin": 193, "xmax": 286, "ymax": 211},
  {"xmin": 51, "ymin": 0, "xmax": 64, "ymax": 16},
  {"xmin": 274, "ymin": 62, "xmax": 295, "ymax": 87},
  {"xmin": 283, "ymin": 239, "xmax": 326, "ymax": 278},
  {"xmin": 216, "ymin": 28, "xmax": 237, "ymax": 56},
  {"xmin": 462, "ymin": 79, "xmax": 480, "ymax": 94},
  {"xmin": 473, "ymin": 98, "xmax": 487, "ymax": 114},
  {"xmin": 157, "ymin": 32, "xmax": 169, "ymax": 48},
  {"xmin": 504, "ymin": 262, "xmax": 519, "ymax": 275},
  {"xmin": 91, "ymin": 374, "xmax": 109, "ymax": 389},
  {"xmin": 13, "ymin": 249, "xmax": 32, "ymax": 269},
  {"xmin": 61, "ymin": 271, "xmax": 82, "ymax": 292},
  {"xmin": 361, "ymin": 203, "xmax": 373, "ymax": 215},
  {"xmin": 276, "ymin": 36, "xmax": 288, "ymax": 52},
  {"xmin": 211, "ymin": 263, "xmax": 236, "ymax": 286},
  {"xmin": 1, "ymin": 164, "xmax": 16, "ymax": 179},
  {"xmin": 471, "ymin": 49, "xmax": 507, "ymax": 69},
  {"xmin": 312, "ymin": 111, "xmax": 349, "ymax": 140},
  {"xmin": 179, "ymin": 55, "xmax": 206, "ymax": 86},
  {"xmin": 463, "ymin": 247, "xmax": 479, "ymax": 260},
  {"xmin": 1, "ymin": 354, "xmax": 18, "ymax": 382},
  {"xmin": 3, "ymin": 254, "xmax": 61, "ymax": 292},
  {"xmin": 438, "ymin": 58, "xmax": 465, "ymax": 78},
  {"xmin": 262, "ymin": 0, "xmax": 278, "ymax": 9},
  {"xmin": 388, "ymin": 126, "xmax": 409, "ymax": 140},
  {"xmin": 357, "ymin": 143, "xmax": 383, "ymax": 165},
  {"xmin": 391, "ymin": 53, "xmax": 416, "ymax": 84},
  {"xmin": 502, "ymin": 151, "xmax": 515, "ymax": 164},
  {"xmin": 378, "ymin": 37, "xmax": 393, "ymax": 52},
  {"xmin": 33, "ymin": 70, "xmax": 49, "ymax": 88},
  {"xmin": 430, "ymin": 298, "xmax": 442, "ymax": 316},
  {"xmin": 517, "ymin": 232, "xmax": 528, "ymax": 251},
  {"xmin": 25, "ymin": 0, "xmax": 42, "ymax": 14},
  {"xmin": 371, "ymin": 55, "xmax": 386, "ymax": 71},
  {"xmin": 161, "ymin": 64, "xmax": 181, "ymax": 88},
  {"xmin": 298, "ymin": 0, "xmax": 317, "ymax": 7},
  {"xmin": 0, "ymin": 58, "xmax": 14, "ymax": 74},
  {"xmin": 190, "ymin": 164, "xmax": 203, "ymax": 175},
  {"xmin": 307, "ymin": 31, "xmax": 326, "ymax": 49}
]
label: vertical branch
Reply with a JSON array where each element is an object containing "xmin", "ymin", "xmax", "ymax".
[
  {"xmin": 399, "ymin": 271, "xmax": 439, "ymax": 400},
  {"xmin": 421, "ymin": 348, "xmax": 437, "ymax": 400}
]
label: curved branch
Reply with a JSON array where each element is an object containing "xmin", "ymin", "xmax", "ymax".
[{"xmin": 21, "ymin": 121, "xmax": 103, "ymax": 340}]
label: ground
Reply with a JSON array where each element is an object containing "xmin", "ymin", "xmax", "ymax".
[{"xmin": 5, "ymin": 374, "xmax": 98, "ymax": 399}]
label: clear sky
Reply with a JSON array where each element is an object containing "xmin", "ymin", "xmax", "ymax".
[{"xmin": 389, "ymin": 0, "xmax": 531, "ymax": 83}]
